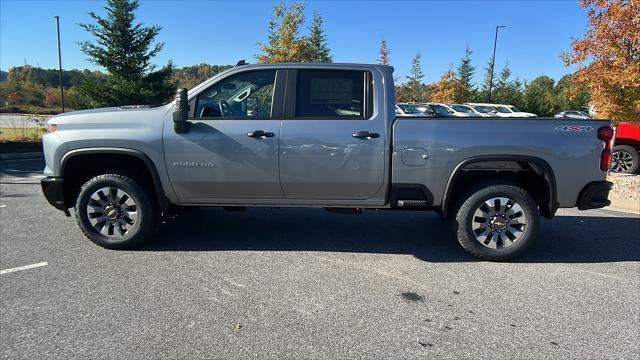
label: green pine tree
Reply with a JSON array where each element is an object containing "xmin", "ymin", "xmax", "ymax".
[
  {"xmin": 524, "ymin": 75, "xmax": 557, "ymax": 116},
  {"xmin": 478, "ymin": 58, "xmax": 494, "ymax": 102},
  {"xmin": 404, "ymin": 52, "xmax": 425, "ymax": 102},
  {"xmin": 493, "ymin": 62, "xmax": 512, "ymax": 103},
  {"xmin": 456, "ymin": 45, "xmax": 475, "ymax": 102},
  {"xmin": 77, "ymin": 0, "xmax": 175, "ymax": 108},
  {"xmin": 304, "ymin": 11, "xmax": 332, "ymax": 62}
]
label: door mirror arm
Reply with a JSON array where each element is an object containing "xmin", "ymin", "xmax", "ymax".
[{"xmin": 173, "ymin": 88, "xmax": 191, "ymax": 134}]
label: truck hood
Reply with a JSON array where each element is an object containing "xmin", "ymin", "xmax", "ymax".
[
  {"xmin": 49, "ymin": 104, "xmax": 173, "ymax": 127},
  {"xmin": 51, "ymin": 105, "xmax": 167, "ymax": 119}
]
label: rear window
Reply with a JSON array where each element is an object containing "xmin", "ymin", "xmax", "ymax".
[{"xmin": 295, "ymin": 70, "xmax": 370, "ymax": 118}]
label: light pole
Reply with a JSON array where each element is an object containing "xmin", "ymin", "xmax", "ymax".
[
  {"xmin": 488, "ymin": 25, "xmax": 506, "ymax": 103},
  {"xmin": 54, "ymin": 16, "xmax": 65, "ymax": 112}
]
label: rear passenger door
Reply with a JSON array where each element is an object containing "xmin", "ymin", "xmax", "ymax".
[{"xmin": 278, "ymin": 68, "xmax": 386, "ymax": 201}]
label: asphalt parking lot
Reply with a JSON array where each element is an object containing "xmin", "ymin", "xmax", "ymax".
[{"xmin": 1, "ymin": 159, "xmax": 639, "ymax": 359}]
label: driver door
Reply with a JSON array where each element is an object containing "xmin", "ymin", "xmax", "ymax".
[{"xmin": 163, "ymin": 68, "xmax": 285, "ymax": 202}]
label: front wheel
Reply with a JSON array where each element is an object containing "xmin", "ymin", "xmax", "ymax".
[
  {"xmin": 610, "ymin": 145, "xmax": 639, "ymax": 174},
  {"xmin": 451, "ymin": 184, "xmax": 540, "ymax": 261},
  {"xmin": 75, "ymin": 174, "xmax": 158, "ymax": 249}
]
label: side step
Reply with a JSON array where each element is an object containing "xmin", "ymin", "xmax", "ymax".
[
  {"xmin": 390, "ymin": 184, "xmax": 433, "ymax": 209},
  {"xmin": 396, "ymin": 199, "xmax": 430, "ymax": 208}
]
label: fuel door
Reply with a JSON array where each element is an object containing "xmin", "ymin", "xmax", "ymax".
[{"xmin": 402, "ymin": 148, "xmax": 428, "ymax": 166}]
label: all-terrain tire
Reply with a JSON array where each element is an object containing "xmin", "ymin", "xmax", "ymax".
[
  {"xmin": 75, "ymin": 173, "xmax": 158, "ymax": 249},
  {"xmin": 451, "ymin": 184, "xmax": 540, "ymax": 261}
]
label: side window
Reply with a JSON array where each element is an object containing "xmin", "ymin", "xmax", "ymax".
[
  {"xmin": 194, "ymin": 70, "xmax": 276, "ymax": 119},
  {"xmin": 295, "ymin": 70, "xmax": 370, "ymax": 118}
]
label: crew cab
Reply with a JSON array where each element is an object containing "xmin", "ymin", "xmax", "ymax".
[{"xmin": 40, "ymin": 63, "xmax": 614, "ymax": 260}]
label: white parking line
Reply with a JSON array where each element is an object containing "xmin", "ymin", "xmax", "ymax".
[
  {"xmin": 0, "ymin": 262, "xmax": 48, "ymax": 275},
  {"xmin": 0, "ymin": 205, "xmax": 6, "ymax": 208}
]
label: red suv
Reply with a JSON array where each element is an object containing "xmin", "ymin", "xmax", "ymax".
[{"xmin": 611, "ymin": 122, "xmax": 640, "ymax": 173}]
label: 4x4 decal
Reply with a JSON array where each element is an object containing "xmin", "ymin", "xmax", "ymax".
[{"xmin": 555, "ymin": 125, "xmax": 594, "ymax": 132}]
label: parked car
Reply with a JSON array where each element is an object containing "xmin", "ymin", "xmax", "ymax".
[
  {"xmin": 41, "ymin": 62, "xmax": 613, "ymax": 261},
  {"xmin": 466, "ymin": 103, "xmax": 536, "ymax": 118},
  {"xmin": 466, "ymin": 103, "xmax": 501, "ymax": 116},
  {"xmin": 555, "ymin": 110, "xmax": 591, "ymax": 119},
  {"xmin": 426, "ymin": 103, "xmax": 474, "ymax": 117},
  {"xmin": 610, "ymin": 122, "xmax": 640, "ymax": 173},
  {"xmin": 395, "ymin": 103, "xmax": 432, "ymax": 117},
  {"xmin": 493, "ymin": 104, "xmax": 537, "ymax": 118},
  {"xmin": 449, "ymin": 104, "xmax": 491, "ymax": 117}
]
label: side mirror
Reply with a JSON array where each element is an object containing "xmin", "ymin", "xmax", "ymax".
[{"xmin": 173, "ymin": 88, "xmax": 190, "ymax": 133}]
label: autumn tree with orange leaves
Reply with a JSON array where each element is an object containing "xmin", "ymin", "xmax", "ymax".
[
  {"xmin": 431, "ymin": 68, "xmax": 464, "ymax": 104},
  {"xmin": 562, "ymin": 0, "xmax": 640, "ymax": 123}
]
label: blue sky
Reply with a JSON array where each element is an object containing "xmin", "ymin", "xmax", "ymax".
[{"xmin": 0, "ymin": 0, "xmax": 588, "ymax": 84}]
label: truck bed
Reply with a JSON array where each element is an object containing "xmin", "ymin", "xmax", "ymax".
[{"xmin": 391, "ymin": 117, "xmax": 611, "ymax": 208}]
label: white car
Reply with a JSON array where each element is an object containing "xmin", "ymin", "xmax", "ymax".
[
  {"xmin": 555, "ymin": 110, "xmax": 591, "ymax": 119},
  {"xmin": 495, "ymin": 104, "xmax": 537, "ymax": 117},
  {"xmin": 467, "ymin": 103, "xmax": 537, "ymax": 118},
  {"xmin": 466, "ymin": 103, "xmax": 503, "ymax": 117},
  {"xmin": 395, "ymin": 104, "xmax": 432, "ymax": 117},
  {"xmin": 449, "ymin": 104, "xmax": 491, "ymax": 117},
  {"xmin": 424, "ymin": 103, "xmax": 474, "ymax": 117}
]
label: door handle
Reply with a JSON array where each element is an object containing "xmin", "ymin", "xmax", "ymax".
[
  {"xmin": 247, "ymin": 130, "xmax": 274, "ymax": 139},
  {"xmin": 352, "ymin": 131, "xmax": 380, "ymax": 139}
]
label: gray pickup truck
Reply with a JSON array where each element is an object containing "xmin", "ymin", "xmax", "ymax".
[{"xmin": 41, "ymin": 63, "xmax": 614, "ymax": 260}]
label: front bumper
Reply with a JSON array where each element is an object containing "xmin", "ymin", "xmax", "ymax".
[
  {"xmin": 41, "ymin": 177, "xmax": 70, "ymax": 216},
  {"xmin": 577, "ymin": 181, "xmax": 613, "ymax": 210}
]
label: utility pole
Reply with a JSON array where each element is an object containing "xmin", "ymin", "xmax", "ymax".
[
  {"xmin": 55, "ymin": 16, "xmax": 65, "ymax": 112},
  {"xmin": 487, "ymin": 25, "xmax": 506, "ymax": 103}
]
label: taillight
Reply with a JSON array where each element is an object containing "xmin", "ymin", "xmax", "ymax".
[{"xmin": 598, "ymin": 126, "xmax": 614, "ymax": 171}]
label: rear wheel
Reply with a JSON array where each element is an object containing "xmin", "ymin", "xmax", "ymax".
[
  {"xmin": 611, "ymin": 145, "xmax": 639, "ymax": 174},
  {"xmin": 75, "ymin": 174, "xmax": 158, "ymax": 249},
  {"xmin": 451, "ymin": 184, "xmax": 539, "ymax": 261}
]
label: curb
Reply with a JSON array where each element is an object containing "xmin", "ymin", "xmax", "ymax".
[
  {"xmin": 0, "ymin": 152, "xmax": 44, "ymax": 160},
  {"xmin": 606, "ymin": 197, "xmax": 640, "ymax": 215}
]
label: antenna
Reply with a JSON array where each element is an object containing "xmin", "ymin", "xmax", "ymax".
[{"xmin": 235, "ymin": 60, "xmax": 247, "ymax": 66}]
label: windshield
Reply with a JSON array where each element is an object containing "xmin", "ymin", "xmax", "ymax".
[
  {"xmin": 397, "ymin": 104, "xmax": 422, "ymax": 114},
  {"xmin": 474, "ymin": 105, "xmax": 496, "ymax": 113},
  {"xmin": 451, "ymin": 105, "xmax": 473, "ymax": 113},
  {"xmin": 430, "ymin": 104, "xmax": 450, "ymax": 115},
  {"xmin": 508, "ymin": 106, "xmax": 522, "ymax": 112},
  {"xmin": 495, "ymin": 106, "xmax": 512, "ymax": 113}
]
